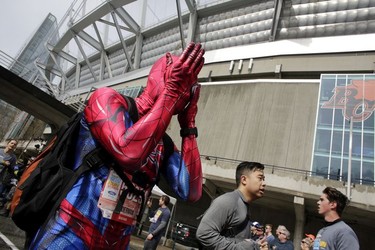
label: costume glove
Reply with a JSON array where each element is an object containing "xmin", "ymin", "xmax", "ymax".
[
  {"xmin": 164, "ymin": 42, "xmax": 204, "ymax": 114},
  {"xmin": 178, "ymin": 84, "xmax": 201, "ymax": 130}
]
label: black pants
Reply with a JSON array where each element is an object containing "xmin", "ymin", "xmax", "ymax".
[{"xmin": 143, "ymin": 236, "xmax": 162, "ymax": 250}]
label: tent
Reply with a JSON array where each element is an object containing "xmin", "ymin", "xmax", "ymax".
[{"xmin": 151, "ymin": 185, "xmax": 177, "ymax": 205}]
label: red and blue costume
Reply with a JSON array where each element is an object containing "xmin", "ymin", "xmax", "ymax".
[{"xmin": 30, "ymin": 43, "xmax": 205, "ymax": 249}]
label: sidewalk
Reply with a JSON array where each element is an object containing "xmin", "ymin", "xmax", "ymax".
[
  {"xmin": 129, "ymin": 235, "xmax": 197, "ymax": 250},
  {"xmin": 129, "ymin": 235, "xmax": 171, "ymax": 250}
]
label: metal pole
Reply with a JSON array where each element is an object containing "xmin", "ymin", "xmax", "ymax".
[
  {"xmin": 175, "ymin": 0, "xmax": 186, "ymax": 50},
  {"xmin": 347, "ymin": 116, "xmax": 353, "ymax": 199}
]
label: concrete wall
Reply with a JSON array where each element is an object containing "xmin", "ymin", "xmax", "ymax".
[{"xmin": 169, "ymin": 80, "xmax": 319, "ymax": 171}]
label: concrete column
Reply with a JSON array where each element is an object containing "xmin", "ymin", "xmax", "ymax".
[
  {"xmin": 293, "ymin": 196, "xmax": 305, "ymax": 248},
  {"xmin": 202, "ymin": 178, "xmax": 217, "ymax": 199}
]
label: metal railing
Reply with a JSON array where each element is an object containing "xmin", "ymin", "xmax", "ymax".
[{"xmin": 200, "ymin": 154, "xmax": 375, "ymax": 186}]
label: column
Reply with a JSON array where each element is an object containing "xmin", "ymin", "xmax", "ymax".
[{"xmin": 293, "ymin": 196, "xmax": 305, "ymax": 248}]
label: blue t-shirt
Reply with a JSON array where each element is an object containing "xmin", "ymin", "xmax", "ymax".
[
  {"xmin": 269, "ymin": 239, "xmax": 294, "ymax": 250},
  {"xmin": 149, "ymin": 206, "xmax": 171, "ymax": 238},
  {"xmin": 313, "ymin": 220, "xmax": 359, "ymax": 250}
]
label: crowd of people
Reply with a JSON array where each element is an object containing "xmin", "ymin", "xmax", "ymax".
[{"xmin": 248, "ymin": 222, "xmax": 313, "ymax": 250}]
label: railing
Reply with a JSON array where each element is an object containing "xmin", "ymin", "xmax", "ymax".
[
  {"xmin": 0, "ymin": 50, "xmax": 36, "ymax": 82},
  {"xmin": 0, "ymin": 50, "xmax": 59, "ymax": 96},
  {"xmin": 200, "ymin": 154, "xmax": 375, "ymax": 186}
]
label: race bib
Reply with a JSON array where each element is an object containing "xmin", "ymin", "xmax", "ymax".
[{"xmin": 98, "ymin": 169, "xmax": 143, "ymax": 225}]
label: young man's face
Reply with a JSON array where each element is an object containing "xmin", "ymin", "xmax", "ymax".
[
  {"xmin": 317, "ymin": 193, "xmax": 335, "ymax": 215},
  {"xmin": 6, "ymin": 140, "xmax": 17, "ymax": 151},
  {"xmin": 265, "ymin": 225, "xmax": 272, "ymax": 234},
  {"xmin": 244, "ymin": 169, "xmax": 266, "ymax": 199},
  {"xmin": 159, "ymin": 197, "xmax": 165, "ymax": 206}
]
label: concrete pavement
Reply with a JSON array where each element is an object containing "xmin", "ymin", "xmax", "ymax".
[{"xmin": 0, "ymin": 214, "xmax": 195, "ymax": 250}]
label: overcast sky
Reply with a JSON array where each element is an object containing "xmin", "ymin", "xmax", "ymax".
[{"xmin": 0, "ymin": 1, "xmax": 74, "ymax": 58}]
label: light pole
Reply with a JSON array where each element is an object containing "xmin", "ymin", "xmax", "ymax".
[{"xmin": 347, "ymin": 116, "xmax": 353, "ymax": 200}]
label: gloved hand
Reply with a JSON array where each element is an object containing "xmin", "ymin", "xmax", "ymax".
[
  {"xmin": 164, "ymin": 42, "xmax": 204, "ymax": 114},
  {"xmin": 178, "ymin": 84, "xmax": 201, "ymax": 129}
]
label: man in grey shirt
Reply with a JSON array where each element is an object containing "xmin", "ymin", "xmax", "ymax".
[
  {"xmin": 196, "ymin": 161, "xmax": 267, "ymax": 250},
  {"xmin": 313, "ymin": 187, "xmax": 359, "ymax": 250}
]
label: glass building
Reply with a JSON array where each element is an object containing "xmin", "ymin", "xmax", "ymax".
[
  {"xmin": 10, "ymin": 13, "xmax": 59, "ymax": 82},
  {"xmin": 312, "ymin": 74, "xmax": 375, "ymax": 185},
  {"xmin": 3, "ymin": 13, "xmax": 59, "ymax": 140}
]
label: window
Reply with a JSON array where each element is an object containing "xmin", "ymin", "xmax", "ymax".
[{"xmin": 312, "ymin": 74, "xmax": 375, "ymax": 186}]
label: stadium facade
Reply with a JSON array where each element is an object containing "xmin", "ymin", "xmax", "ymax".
[{"xmin": 1, "ymin": 0, "xmax": 374, "ymax": 248}]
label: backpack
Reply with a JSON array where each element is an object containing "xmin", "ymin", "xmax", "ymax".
[
  {"xmin": 10, "ymin": 111, "xmax": 104, "ymax": 235},
  {"xmin": 11, "ymin": 95, "xmax": 173, "ymax": 236}
]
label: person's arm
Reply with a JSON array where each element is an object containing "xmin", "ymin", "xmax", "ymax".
[
  {"xmin": 84, "ymin": 43, "xmax": 204, "ymax": 177},
  {"xmin": 160, "ymin": 84, "xmax": 202, "ymax": 202},
  {"xmin": 196, "ymin": 197, "xmax": 260, "ymax": 250},
  {"xmin": 150, "ymin": 216, "xmax": 169, "ymax": 237}
]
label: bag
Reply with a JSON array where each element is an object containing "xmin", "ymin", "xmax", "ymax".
[{"xmin": 10, "ymin": 112, "xmax": 106, "ymax": 235}]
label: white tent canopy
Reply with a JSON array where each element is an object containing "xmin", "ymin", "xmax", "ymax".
[{"xmin": 151, "ymin": 185, "xmax": 177, "ymax": 205}]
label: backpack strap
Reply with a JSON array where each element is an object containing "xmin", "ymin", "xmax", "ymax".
[
  {"xmin": 162, "ymin": 133, "xmax": 174, "ymax": 167},
  {"xmin": 37, "ymin": 147, "xmax": 106, "ymax": 238},
  {"xmin": 221, "ymin": 218, "xmax": 250, "ymax": 238},
  {"xmin": 122, "ymin": 95, "xmax": 139, "ymax": 123}
]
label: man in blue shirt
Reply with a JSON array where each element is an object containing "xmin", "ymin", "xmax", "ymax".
[
  {"xmin": 269, "ymin": 226, "xmax": 294, "ymax": 250},
  {"xmin": 313, "ymin": 187, "xmax": 359, "ymax": 250},
  {"xmin": 144, "ymin": 195, "xmax": 171, "ymax": 250}
]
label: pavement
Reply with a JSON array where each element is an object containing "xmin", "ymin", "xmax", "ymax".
[
  {"xmin": 130, "ymin": 232, "xmax": 198, "ymax": 250},
  {"xmin": 129, "ymin": 235, "xmax": 172, "ymax": 250},
  {"xmin": 0, "ymin": 215, "xmax": 195, "ymax": 250}
]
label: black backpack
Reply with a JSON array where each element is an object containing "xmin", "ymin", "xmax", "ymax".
[{"xmin": 11, "ymin": 95, "xmax": 173, "ymax": 237}]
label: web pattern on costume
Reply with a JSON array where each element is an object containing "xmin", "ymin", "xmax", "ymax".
[
  {"xmin": 30, "ymin": 120, "xmax": 136, "ymax": 249},
  {"xmin": 84, "ymin": 54, "xmax": 202, "ymax": 201},
  {"xmin": 84, "ymin": 87, "xmax": 163, "ymax": 188}
]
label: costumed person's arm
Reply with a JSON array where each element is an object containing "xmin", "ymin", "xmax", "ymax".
[
  {"xmin": 161, "ymin": 84, "xmax": 202, "ymax": 202},
  {"xmin": 196, "ymin": 197, "xmax": 260, "ymax": 250},
  {"xmin": 84, "ymin": 43, "xmax": 204, "ymax": 188}
]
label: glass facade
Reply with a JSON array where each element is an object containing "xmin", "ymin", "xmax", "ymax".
[
  {"xmin": 312, "ymin": 74, "xmax": 375, "ymax": 185},
  {"xmin": 10, "ymin": 13, "xmax": 59, "ymax": 85},
  {"xmin": 117, "ymin": 86, "xmax": 144, "ymax": 98},
  {"xmin": 2, "ymin": 13, "xmax": 59, "ymax": 140}
]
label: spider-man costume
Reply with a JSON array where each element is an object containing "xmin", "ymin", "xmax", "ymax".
[{"xmin": 29, "ymin": 43, "xmax": 204, "ymax": 249}]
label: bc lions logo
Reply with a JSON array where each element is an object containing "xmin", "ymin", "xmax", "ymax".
[{"xmin": 322, "ymin": 80, "xmax": 375, "ymax": 122}]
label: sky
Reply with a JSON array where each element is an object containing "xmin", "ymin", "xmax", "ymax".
[
  {"xmin": 0, "ymin": 0, "xmax": 188, "ymax": 60},
  {"xmin": 0, "ymin": 1, "xmax": 74, "ymax": 58}
]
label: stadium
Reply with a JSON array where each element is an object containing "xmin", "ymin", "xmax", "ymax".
[{"xmin": 0, "ymin": 0, "xmax": 374, "ymax": 248}]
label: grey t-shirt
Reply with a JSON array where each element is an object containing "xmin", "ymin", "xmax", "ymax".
[
  {"xmin": 313, "ymin": 219, "xmax": 359, "ymax": 250},
  {"xmin": 196, "ymin": 189, "xmax": 259, "ymax": 250}
]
